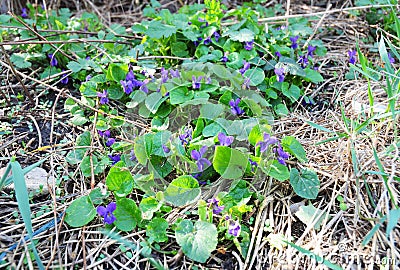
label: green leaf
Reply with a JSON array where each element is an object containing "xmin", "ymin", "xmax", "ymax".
[
  {"xmin": 175, "ymin": 220, "xmax": 217, "ymax": 263},
  {"xmin": 67, "ymin": 61, "xmax": 82, "ymax": 72},
  {"xmin": 289, "ymin": 168, "xmax": 320, "ymax": 199},
  {"xmin": 211, "ymin": 64, "xmax": 232, "ymax": 80},
  {"xmin": 89, "ymin": 188, "xmax": 107, "ymax": 205},
  {"xmin": 282, "ymin": 84, "xmax": 301, "ymax": 103},
  {"xmin": 146, "ymin": 217, "xmax": 169, "ymax": 243},
  {"xmin": 106, "ymin": 164, "xmax": 134, "ymax": 197},
  {"xmin": 244, "ymin": 67, "xmax": 265, "ymax": 86},
  {"xmin": 264, "ymin": 160, "xmax": 290, "ymax": 181},
  {"xmin": 106, "ymin": 63, "xmax": 128, "ymax": 82},
  {"xmin": 213, "ymin": 146, "xmax": 248, "ymax": 179},
  {"xmin": 80, "ymin": 156, "xmax": 106, "ymax": 177},
  {"xmin": 228, "ymin": 28, "xmax": 254, "ymax": 42},
  {"xmin": 164, "ymin": 175, "xmax": 201, "ymax": 206},
  {"xmin": 134, "ymin": 174, "xmax": 155, "ymax": 195},
  {"xmin": 171, "ymin": 42, "xmax": 189, "ymax": 57},
  {"xmin": 65, "ymin": 195, "xmax": 96, "ymax": 227},
  {"xmin": 140, "ymin": 196, "xmax": 162, "ymax": 220},
  {"xmin": 145, "ymin": 92, "xmax": 166, "ymax": 113},
  {"xmin": 295, "ymin": 204, "xmax": 329, "ymax": 230},
  {"xmin": 146, "ymin": 20, "xmax": 177, "ymax": 39},
  {"xmin": 65, "ymin": 149, "xmax": 86, "ymax": 165},
  {"xmin": 386, "ymin": 209, "xmax": 400, "ymax": 237},
  {"xmin": 304, "ymin": 68, "xmax": 324, "ymax": 83},
  {"xmin": 10, "ymin": 53, "xmax": 32, "ymax": 69},
  {"xmin": 170, "ymin": 86, "xmax": 194, "ymax": 105},
  {"xmin": 114, "ymin": 198, "xmax": 141, "ymax": 231},
  {"xmin": 281, "ymin": 136, "xmax": 308, "ymax": 163}
]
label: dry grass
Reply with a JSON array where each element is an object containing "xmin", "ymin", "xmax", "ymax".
[{"xmin": 0, "ymin": 0, "xmax": 399, "ymax": 269}]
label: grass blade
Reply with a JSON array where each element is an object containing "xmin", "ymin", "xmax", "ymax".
[{"xmin": 10, "ymin": 160, "xmax": 44, "ymax": 270}]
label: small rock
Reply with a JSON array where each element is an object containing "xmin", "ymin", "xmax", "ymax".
[{"xmin": 0, "ymin": 167, "xmax": 52, "ymax": 194}]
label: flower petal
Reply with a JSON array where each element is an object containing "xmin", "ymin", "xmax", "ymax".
[
  {"xmin": 96, "ymin": 206, "xmax": 107, "ymax": 217},
  {"xmin": 191, "ymin": 150, "xmax": 201, "ymax": 161},
  {"xmin": 199, "ymin": 145, "xmax": 208, "ymax": 156},
  {"xmin": 104, "ymin": 213, "xmax": 116, "ymax": 224},
  {"xmin": 106, "ymin": 202, "xmax": 117, "ymax": 212}
]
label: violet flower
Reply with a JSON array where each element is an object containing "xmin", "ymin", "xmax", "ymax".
[
  {"xmin": 85, "ymin": 75, "xmax": 92, "ymax": 82},
  {"xmin": 99, "ymin": 130, "xmax": 111, "ymax": 138},
  {"xmin": 139, "ymin": 79, "xmax": 149, "ymax": 94},
  {"xmin": 97, "ymin": 90, "xmax": 109, "ymax": 104},
  {"xmin": 204, "ymin": 36, "xmax": 212, "ymax": 45},
  {"xmin": 121, "ymin": 71, "xmax": 144, "ymax": 94},
  {"xmin": 221, "ymin": 52, "xmax": 228, "ymax": 62},
  {"xmin": 242, "ymin": 77, "xmax": 250, "ymax": 89},
  {"xmin": 388, "ymin": 52, "xmax": 395, "ymax": 64},
  {"xmin": 273, "ymin": 143, "xmax": 290, "ymax": 165},
  {"xmin": 229, "ymin": 98, "xmax": 244, "ymax": 116},
  {"xmin": 191, "ymin": 145, "xmax": 211, "ymax": 172},
  {"xmin": 244, "ymin": 40, "xmax": 254, "ymax": 50},
  {"xmin": 162, "ymin": 144, "xmax": 170, "ymax": 153},
  {"xmin": 228, "ymin": 220, "xmax": 241, "ymax": 237},
  {"xmin": 48, "ymin": 54, "xmax": 58, "ymax": 67},
  {"xmin": 179, "ymin": 127, "xmax": 192, "ymax": 145},
  {"xmin": 208, "ymin": 198, "xmax": 225, "ymax": 215},
  {"xmin": 206, "ymin": 77, "xmax": 212, "ymax": 84},
  {"xmin": 290, "ymin": 36, "xmax": 299, "ymax": 49},
  {"xmin": 161, "ymin": 67, "xmax": 169, "ymax": 83},
  {"xmin": 218, "ymin": 132, "xmax": 234, "ymax": 147},
  {"xmin": 275, "ymin": 51, "xmax": 282, "ymax": 58},
  {"xmin": 170, "ymin": 69, "xmax": 180, "ymax": 78},
  {"xmin": 307, "ymin": 45, "xmax": 316, "ymax": 58},
  {"xmin": 130, "ymin": 149, "xmax": 137, "ymax": 161},
  {"xmin": 348, "ymin": 50, "xmax": 357, "ymax": 65},
  {"xmin": 213, "ymin": 31, "xmax": 220, "ymax": 42},
  {"xmin": 108, "ymin": 154, "xmax": 121, "ymax": 165},
  {"xmin": 192, "ymin": 76, "xmax": 203, "ymax": 89},
  {"xmin": 21, "ymin": 8, "xmax": 28, "ymax": 18},
  {"xmin": 97, "ymin": 202, "xmax": 116, "ymax": 224},
  {"xmin": 298, "ymin": 55, "xmax": 308, "ymax": 68},
  {"xmin": 274, "ymin": 67, "xmax": 285, "ymax": 82},
  {"xmin": 106, "ymin": 138, "xmax": 115, "ymax": 147},
  {"xmin": 194, "ymin": 37, "xmax": 203, "ymax": 47},
  {"xmin": 239, "ymin": 61, "xmax": 250, "ymax": 76},
  {"xmin": 248, "ymin": 158, "xmax": 258, "ymax": 172},
  {"xmin": 256, "ymin": 133, "xmax": 278, "ymax": 153},
  {"xmin": 60, "ymin": 74, "xmax": 68, "ymax": 84}
]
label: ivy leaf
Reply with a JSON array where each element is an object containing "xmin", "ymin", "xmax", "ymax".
[
  {"xmin": 65, "ymin": 195, "xmax": 96, "ymax": 227},
  {"xmin": 114, "ymin": 198, "xmax": 141, "ymax": 231},
  {"xmin": 164, "ymin": 175, "xmax": 201, "ymax": 206},
  {"xmin": 175, "ymin": 220, "xmax": 218, "ymax": 263},
  {"xmin": 228, "ymin": 28, "xmax": 254, "ymax": 42},
  {"xmin": 281, "ymin": 136, "xmax": 308, "ymax": 163},
  {"xmin": 106, "ymin": 163, "xmax": 134, "ymax": 197},
  {"xmin": 146, "ymin": 217, "xmax": 169, "ymax": 243},
  {"xmin": 290, "ymin": 168, "xmax": 320, "ymax": 199},
  {"xmin": 213, "ymin": 146, "xmax": 248, "ymax": 179},
  {"xmin": 146, "ymin": 20, "xmax": 177, "ymax": 39}
]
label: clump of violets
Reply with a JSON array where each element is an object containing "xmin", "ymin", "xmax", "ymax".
[
  {"xmin": 229, "ymin": 98, "xmax": 244, "ymax": 116},
  {"xmin": 105, "ymin": 138, "xmax": 116, "ymax": 147},
  {"xmin": 290, "ymin": 36, "xmax": 299, "ymax": 49},
  {"xmin": 307, "ymin": 45, "xmax": 316, "ymax": 58},
  {"xmin": 191, "ymin": 145, "xmax": 211, "ymax": 172},
  {"xmin": 121, "ymin": 70, "xmax": 146, "ymax": 94},
  {"xmin": 48, "ymin": 54, "xmax": 58, "ymax": 67},
  {"xmin": 170, "ymin": 69, "xmax": 180, "ymax": 78},
  {"xmin": 160, "ymin": 67, "xmax": 169, "ymax": 83},
  {"xmin": 228, "ymin": 220, "xmax": 241, "ymax": 237},
  {"xmin": 244, "ymin": 40, "xmax": 254, "ymax": 50},
  {"xmin": 208, "ymin": 198, "xmax": 224, "ymax": 215},
  {"xmin": 218, "ymin": 132, "xmax": 234, "ymax": 147},
  {"xmin": 256, "ymin": 132, "xmax": 290, "ymax": 165},
  {"xmin": 256, "ymin": 133, "xmax": 278, "ymax": 153},
  {"xmin": 348, "ymin": 49, "xmax": 357, "ymax": 65},
  {"xmin": 239, "ymin": 61, "xmax": 250, "ymax": 76},
  {"xmin": 97, "ymin": 90, "xmax": 109, "ymax": 105},
  {"xmin": 298, "ymin": 54, "xmax": 308, "ymax": 68},
  {"xmin": 274, "ymin": 67, "xmax": 285, "ymax": 82},
  {"xmin": 99, "ymin": 130, "xmax": 111, "ymax": 138},
  {"xmin": 97, "ymin": 202, "xmax": 116, "ymax": 224}
]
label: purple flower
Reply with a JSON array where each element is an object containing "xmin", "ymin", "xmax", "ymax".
[
  {"xmin": 97, "ymin": 90, "xmax": 109, "ymax": 104},
  {"xmin": 161, "ymin": 67, "xmax": 169, "ymax": 83},
  {"xmin": 85, "ymin": 75, "xmax": 92, "ymax": 82},
  {"xmin": 256, "ymin": 133, "xmax": 278, "ymax": 153},
  {"xmin": 228, "ymin": 220, "xmax": 241, "ymax": 237},
  {"xmin": 244, "ymin": 40, "xmax": 254, "ymax": 50},
  {"xmin": 60, "ymin": 73, "xmax": 69, "ymax": 84},
  {"xmin": 213, "ymin": 31, "xmax": 220, "ymax": 42},
  {"xmin": 21, "ymin": 8, "xmax": 28, "ymax": 18},
  {"xmin": 275, "ymin": 51, "xmax": 282, "ymax": 58},
  {"xmin": 307, "ymin": 45, "xmax": 316, "ymax": 58},
  {"xmin": 218, "ymin": 132, "xmax": 234, "ymax": 146},
  {"xmin": 162, "ymin": 144, "xmax": 170, "ymax": 153},
  {"xmin": 208, "ymin": 198, "xmax": 225, "ymax": 215},
  {"xmin": 191, "ymin": 145, "xmax": 211, "ymax": 172},
  {"xmin": 130, "ymin": 149, "xmax": 137, "ymax": 161},
  {"xmin": 242, "ymin": 77, "xmax": 250, "ymax": 89},
  {"xmin": 139, "ymin": 79, "xmax": 149, "ymax": 94},
  {"xmin": 121, "ymin": 71, "xmax": 144, "ymax": 94},
  {"xmin": 388, "ymin": 52, "xmax": 395, "ymax": 64},
  {"xmin": 108, "ymin": 154, "xmax": 121, "ymax": 165},
  {"xmin": 179, "ymin": 127, "xmax": 192, "ymax": 145},
  {"xmin": 274, "ymin": 143, "xmax": 290, "ymax": 165},
  {"xmin": 239, "ymin": 61, "xmax": 250, "ymax": 76},
  {"xmin": 48, "ymin": 54, "xmax": 58, "ymax": 67},
  {"xmin": 348, "ymin": 50, "xmax": 357, "ymax": 65},
  {"xmin": 204, "ymin": 36, "xmax": 212, "ymax": 45},
  {"xmin": 106, "ymin": 138, "xmax": 115, "ymax": 147},
  {"xmin": 170, "ymin": 69, "xmax": 180, "ymax": 78},
  {"xmin": 126, "ymin": 70, "xmax": 135, "ymax": 81},
  {"xmin": 274, "ymin": 67, "xmax": 285, "ymax": 82},
  {"xmin": 192, "ymin": 76, "xmax": 203, "ymax": 89},
  {"xmin": 194, "ymin": 37, "xmax": 203, "ymax": 47},
  {"xmin": 290, "ymin": 36, "xmax": 299, "ymax": 49},
  {"xmin": 97, "ymin": 202, "xmax": 116, "ymax": 224},
  {"xmin": 249, "ymin": 158, "xmax": 258, "ymax": 172},
  {"xmin": 229, "ymin": 98, "xmax": 244, "ymax": 116},
  {"xmin": 298, "ymin": 54, "xmax": 308, "ymax": 68},
  {"xmin": 221, "ymin": 52, "xmax": 228, "ymax": 62},
  {"xmin": 99, "ymin": 130, "xmax": 111, "ymax": 138},
  {"xmin": 121, "ymin": 80, "xmax": 134, "ymax": 94},
  {"xmin": 206, "ymin": 77, "xmax": 212, "ymax": 84}
]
